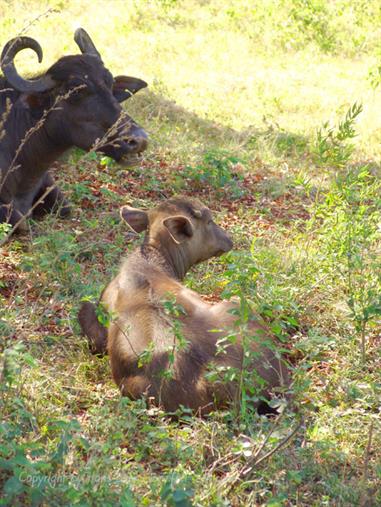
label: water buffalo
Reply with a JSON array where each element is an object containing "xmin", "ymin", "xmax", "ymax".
[
  {"xmin": 0, "ymin": 28, "xmax": 148, "ymax": 229},
  {"xmin": 78, "ymin": 197, "xmax": 290, "ymax": 415}
]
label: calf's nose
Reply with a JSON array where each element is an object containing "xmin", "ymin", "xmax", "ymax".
[{"xmin": 222, "ymin": 235, "xmax": 233, "ymax": 252}]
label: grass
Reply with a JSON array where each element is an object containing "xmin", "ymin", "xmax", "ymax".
[{"xmin": 1, "ymin": 1, "xmax": 381, "ymax": 505}]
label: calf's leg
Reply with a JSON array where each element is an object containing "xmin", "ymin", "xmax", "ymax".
[{"xmin": 78, "ymin": 302, "xmax": 108, "ymax": 355}]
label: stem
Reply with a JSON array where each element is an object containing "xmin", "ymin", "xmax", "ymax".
[
  {"xmin": 360, "ymin": 324, "xmax": 366, "ymax": 364},
  {"xmin": 359, "ymin": 420, "xmax": 374, "ymax": 507}
]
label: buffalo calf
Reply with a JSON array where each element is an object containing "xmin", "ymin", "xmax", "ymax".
[{"xmin": 78, "ymin": 197, "xmax": 290, "ymax": 414}]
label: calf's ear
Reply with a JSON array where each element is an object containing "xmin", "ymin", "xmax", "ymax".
[
  {"xmin": 113, "ymin": 75, "xmax": 147, "ymax": 102},
  {"xmin": 163, "ymin": 215, "xmax": 193, "ymax": 244},
  {"xmin": 120, "ymin": 205, "xmax": 148, "ymax": 233}
]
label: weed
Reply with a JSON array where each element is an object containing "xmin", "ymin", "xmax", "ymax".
[
  {"xmin": 313, "ymin": 102, "xmax": 363, "ymax": 168},
  {"xmin": 160, "ymin": 471, "xmax": 194, "ymax": 507},
  {"xmin": 182, "ymin": 150, "xmax": 245, "ymax": 197},
  {"xmin": 312, "ymin": 104, "xmax": 381, "ymax": 361},
  {"xmin": 0, "ymin": 222, "xmax": 12, "ymax": 243}
]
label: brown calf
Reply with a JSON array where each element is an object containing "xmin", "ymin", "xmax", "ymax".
[{"xmin": 78, "ymin": 197, "xmax": 289, "ymax": 414}]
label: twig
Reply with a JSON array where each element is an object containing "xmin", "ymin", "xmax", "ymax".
[
  {"xmin": 252, "ymin": 416, "xmax": 303, "ymax": 467},
  {"xmin": 359, "ymin": 420, "xmax": 375, "ymax": 507},
  {"xmin": 0, "ymin": 7, "xmax": 58, "ymax": 67},
  {"xmin": 0, "ymin": 7, "xmax": 58, "ymax": 189},
  {"xmin": 113, "ymin": 320, "xmax": 140, "ymax": 359},
  {"xmin": 18, "ymin": 8, "xmax": 58, "ymax": 37},
  {"xmin": 236, "ymin": 416, "xmax": 303, "ymax": 483},
  {"xmin": 0, "ymin": 85, "xmax": 85, "ymax": 193},
  {"xmin": 252, "ymin": 410, "xmax": 285, "ymax": 462}
]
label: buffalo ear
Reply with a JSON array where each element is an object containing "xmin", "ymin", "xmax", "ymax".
[
  {"xmin": 113, "ymin": 75, "xmax": 147, "ymax": 102},
  {"xmin": 120, "ymin": 205, "xmax": 148, "ymax": 233},
  {"xmin": 163, "ymin": 215, "xmax": 193, "ymax": 244}
]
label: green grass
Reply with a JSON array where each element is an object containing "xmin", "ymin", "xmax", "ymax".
[{"xmin": 1, "ymin": 1, "xmax": 381, "ymax": 506}]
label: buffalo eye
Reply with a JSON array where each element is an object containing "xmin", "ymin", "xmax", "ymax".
[{"xmin": 67, "ymin": 83, "xmax": 89, "ymax": 102}]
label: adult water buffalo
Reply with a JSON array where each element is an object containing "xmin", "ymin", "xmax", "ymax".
[{"xmin": 0, "ymin": 28, "xmax": 148, "ymax": 229}]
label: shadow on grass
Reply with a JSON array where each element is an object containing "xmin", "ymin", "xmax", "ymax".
[{"xmin": 128, "ymin": 89, "xmax": 312, "ymax": 166}]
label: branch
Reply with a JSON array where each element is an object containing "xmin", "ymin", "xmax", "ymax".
[{"xmin": 253, "ymin": 417, "xmax": 303, "ymax": 467}]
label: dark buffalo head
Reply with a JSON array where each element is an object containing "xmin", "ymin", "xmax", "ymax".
[{"xmin": 1, "ymin": 29, "xmax": 148, "ymax": 162}]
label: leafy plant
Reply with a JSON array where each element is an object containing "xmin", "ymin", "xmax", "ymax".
[
  {"xmin": 160, "ymin": 471, "xmax": 194, "ymax": 507},
  {"xmin": 313, "ymin": 102, "xmax": 363, "ymax": 168},
  {"xmin": 182, "ymin": 150, "xmax": 245, "ymax": 197},
  {"xmin": 0, "ymin": 222, "xmax": 12, "ymax": 243},
  {"xmin": 311, "ymin": 103, "xmax": 381, "ymax": 361},
  {"xmin": 0, "ymin": 343, "xmax": 81, "ymax": 506},
  {"xmin": 21, "ymin": 231, "xmax": 83, "ymax": 296},
  {"xmin": 289, "ymin": 0, "xmax": 336, "ymax": 52},
  {"xmin": 214, "ymin": 248, "xmax": 293, "ymax": 426},
  {"xmin": 311, "ymin": 166, "xmax": 381, "ymax": 361}
]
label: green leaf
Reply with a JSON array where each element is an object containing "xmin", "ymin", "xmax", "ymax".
[{"xmin": 4, "ymin": 476, "xmax": 24, "ymax": 496}]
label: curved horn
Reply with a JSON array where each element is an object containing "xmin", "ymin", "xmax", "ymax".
[
  {"xmin": 74, "ymin": 28, "xmax": 101, "ymax": 59},
  {"xmin": 1, "ymin": 36, "xmax": 56, "ymax": 93}
]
